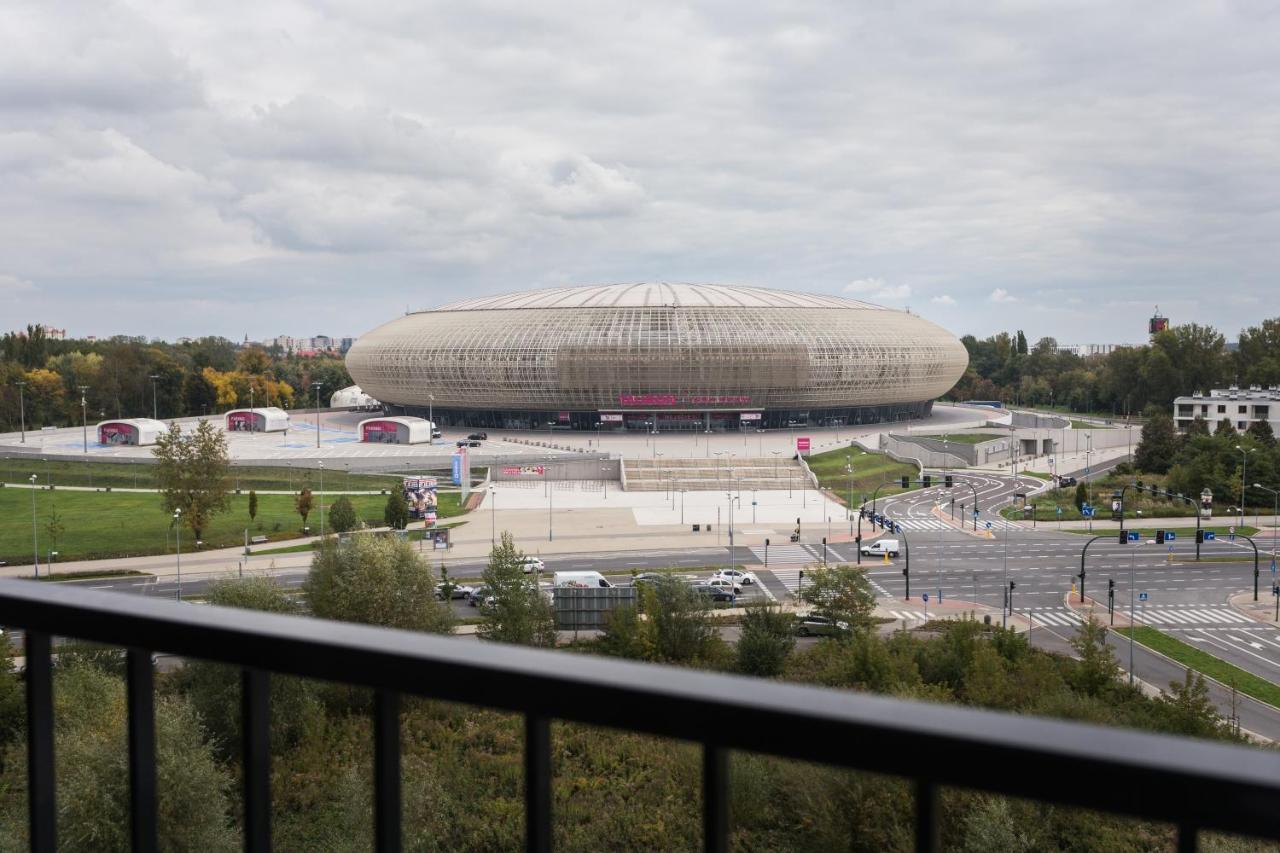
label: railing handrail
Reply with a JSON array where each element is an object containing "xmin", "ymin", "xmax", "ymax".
[{"xmin": 3, "ymin": 578, "xmax": 1280, "ymax": 842}]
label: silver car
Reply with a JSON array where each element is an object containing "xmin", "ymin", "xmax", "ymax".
[{"xmin": 794, "ymin": 614, "xmax": 850, "ymax": 637}]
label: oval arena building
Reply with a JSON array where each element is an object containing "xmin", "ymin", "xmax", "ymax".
[{"xmin": 345, "ymin": 283, "xmax": 968, "ymax": 432}]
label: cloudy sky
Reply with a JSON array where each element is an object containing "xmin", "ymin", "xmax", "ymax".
[{"xmin": 3, "ymin": 1, "xmax": 1277, "ymax": 344}]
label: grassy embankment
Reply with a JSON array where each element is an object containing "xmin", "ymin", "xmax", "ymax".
[
  {"xmin": 804, "ymin": 445, "xmax": 918, "ymax": 506},
  {"xmin": 0, "ymin": 457, "xmax": 409, "ymax": 492},
  {"xmin": 0, "ymin": 489, "xmax": 464, "ymax": 565},
  {"xmin": 1116, "ymin": 625, "xmax": 1280, "ymax": 709},
  {"xmin": 915, "ymin": 433, "xmax": 1005, "ymax": 444}
]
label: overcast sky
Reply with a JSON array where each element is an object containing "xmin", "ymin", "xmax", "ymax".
[{"xmin": 3, "ymin": 1, "xmax": 1277, "ymax": 345}]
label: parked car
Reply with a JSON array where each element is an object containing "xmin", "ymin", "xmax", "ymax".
[
  {"xmin": 468, "ymin": 440, "xmax": 482, "ymax": 447},
  {"xmin": 794, "ymin": 613, "xmax": 850, "ymax": 637},
  {"xmin": 1057, "ymin": 475, "xmax": 1078, "ymax": 487},
  {"xmin": 435, "ymin": 582, "xmax": 475, "ymax": 601},
  {"xmin": 468, "ymin": 587, "xmax": 496, "ymax": 608},
  {"xmin": 522, "ymin": 557, "xmax": 545, "ymax": 574},
  {"xmin": 691, "ymin": 583, "xmax": 736, "ymax": 603},
  {"xmin": 455, "ymin": 439, "xmax": 469, "ymax": 447},
  {"xmin": 706, "ymin": 578, "xmax": 743, "ymax": 596},
  {"xmin": 431, "ymin": 430, "xmax": 442, "ymax": 439},
  {"xmin": 468, "ymin": 432, "xmax": 488, "ymax": 441},
  {"xmin": 632, "ymin": 572, "xmax": 666, "ymax": 587},
  {"xmin": 714, "ymin": 568, "xmax": 756, "ymax": 586}
]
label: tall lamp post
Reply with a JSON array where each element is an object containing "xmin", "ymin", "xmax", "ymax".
[
  {"xmin": 318, "ymin": 460, "xmax": 325, "ymax": 538},
  {"xmin": 429, "ymin": 393, "xmax": 435, "ymax": 440},
  {"xmin": 312, "ymin": 381, "xmax": 322, "ymax": 448},
  {"xmin": 488, "ymin": 485, "xmax": 496, "ymax": 547},
  {"xmin": 249, "ymin": 385, "xmax": 255, "ymax": 432},
  {"xmin": 173, "ymin": 508, "xmax": 183, "ymax": 601},
  {"xmin": 15, "ymin": 380, "xmax": 26, "ymax": 443},
  {"xmin": 78, "ymin": 385, "xmax": 89, "ymax": 453},
  {"xmin": 1236, "ymin": 445, "xmax": 1255, "ymax": 530},
  {"xmin": 29, "ymin": 475, "xmax": 39, "ymax": 577},
  {"xmin": 1255, "ymin": 483, "xmax": 1278, "ymax": 564},
  {"xmin": 149, "ymin": 373, "xmax": 160, "ymax": 420}
]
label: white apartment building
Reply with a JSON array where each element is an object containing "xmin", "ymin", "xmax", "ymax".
[{"xmin": 1173, "ymin": 386, "xmax": 1280, "ymax": 434}]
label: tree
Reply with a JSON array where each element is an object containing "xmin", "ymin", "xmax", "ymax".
[
  {"xmin": 305, "ymin": 536, "xmax": 454, "ymax": 633},
  {"xmin": 736, "ymin": 604, "xmax": 796, "ymax": 677},
  {"xmin": 1067, "ymin": 616, "xmax": 1121, "ymax": 697},
  {"xmin": 44, "ymin": 503, "xmax": 66, "ymax": 556},
  {"xmin": 328, "ymin": 495, "xmax": 358, "ymax": 533},
  {"xmin": 798, "ymin": 564, "xmax": 876, "ymax": 633},
  {"xmin": 1248, "ymin": 418, "xmax": 1276, "ymax": 449},
  {"xmin": 1074, "ymin": 481, "xmax": 1088, "ymax": 512},
  {"xmin": 152, "ymin": 419, "xmax": 231, "ymax": 541},
  {"xmin": 384, "ymin": 491, "xmax": 408, "ymax": 530},
  {"xmin": 296, "ymin": 487, "xmax": 314, "ymax": 530},
  {"xmin": 1215, "ymin": 418, "xmax": 1237, "ymax": 438},
  {"xmin": 645, "ymin": 576, "xmax": 719, "ymax": 663},
  {"xmin": 248, "ymin": 489, "xmax": 258, "ymax": 522},
  {"xmin": 1134, "ymin": 408, "xmax": 1178, "ymax": 474},
  {"xmin": 477, "ymin": 532, "xmax": 557, "ymax": 647},
  {"xmin": 1158, "ymin": 667, "xmax": 1227, "ymax": 738}
]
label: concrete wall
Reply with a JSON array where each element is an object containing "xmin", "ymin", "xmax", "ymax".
[
  {"xmin": 491, "ymin": 458, "xmax": 621, "ymax": 482},
  {"xmin": 875, "ymin": 435, "xmax": 970, "ymax": 470},
  {"xmin": 878, "ymin": 424, "xmax": 1135, "ymax": 469}
]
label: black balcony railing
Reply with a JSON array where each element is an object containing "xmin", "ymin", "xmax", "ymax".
[{"xmin": 3, "ymin": 578, "xmax": 1280, "ymax": 852}]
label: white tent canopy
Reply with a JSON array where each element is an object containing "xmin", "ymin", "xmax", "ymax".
[
  {"xmin": 225, "ymin": 407, "xmax": 290, "ymax": 433},
  {"xmin": 331, "ymin": 385, "xmax": 380, "ymax": 409},
  {"xmin": 357, "ymin": 416, "xmax": 434, "ymax": 445},
  {"xmin": 97, "ymin": 418, "xmax": 167, "ymax": 446}
]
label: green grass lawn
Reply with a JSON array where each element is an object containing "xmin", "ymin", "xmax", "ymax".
[
  {"xmin": 0, "ymin": 488, "xmax": 464, "ymax": 565},
  {"xmin": 916, "ymin": 433, "xmax": 1005, "ymax": 444},
  {"xmin": 1000, "ymin": 481, "xmax": 1205, "ymax": 522},
  {"xmin": 0, "ymin": 457, "xmax": 417, "ymax": 492},
  {"xmin": 1116, "ymin": 626, "xmax": 1280, "ymax": 709},
  {"xmin": 1070, "ymin": 419, "xmax": 1114, "ymax": 429},
  {"xmin": 805, "ymin": 445, "xmax": 918, "ymax": 504}
]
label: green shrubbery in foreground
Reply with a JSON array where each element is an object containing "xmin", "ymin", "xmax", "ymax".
[{"xmin": 0, "ymin": 542, "xmax": 1269, "ymax": 851}]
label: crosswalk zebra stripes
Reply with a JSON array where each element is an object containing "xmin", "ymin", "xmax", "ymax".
[
  {"xmin": 891, "ymin": 515, "xmax": 1017, "ymax": 532},
  {"xmin": 768, "ymin": 566, "xmax": 893, "ymax": 598},
  {"xmin": 1025, "ymin": 606, "xmax": 1254, "ymax": 628},
  {"xmin": 750, "ymin": 544, "xmax": 820, "ymax": 564}
]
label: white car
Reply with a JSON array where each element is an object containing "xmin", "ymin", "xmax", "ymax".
[
  {"xmin": 706, "ymin": 578, "xmax": 743, "ymax": 596},
  {"xmin": 714, "ymin": 569, "xmax": 756, "ymax": 587},
  {"xmin": 522, "ymin": 557, "xmax": 545, "ymax": 574}
]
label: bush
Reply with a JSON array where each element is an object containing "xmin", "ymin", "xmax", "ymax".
[
  {"xmin": 305, "ymin": 536, "xmax": 454, "ymax": 634},
  {"xmin": 328, "ymin": 496, "xmax": 358, "ymax": 533},
  {"xmin": 736, "ymin": 604, "xmax": 796, "ymax": 677}
]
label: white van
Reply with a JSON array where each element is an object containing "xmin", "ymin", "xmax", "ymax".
[
  {"xmin": 859, "ymin": 539, "xmax": 900, "ymax": 558},
  {"xmin": 552, "ymin": 571, "xmax": 614, "ymax": 589}
]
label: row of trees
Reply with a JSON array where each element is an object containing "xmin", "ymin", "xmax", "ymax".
[
  {"xmin": 0, "ymin": 325, "xmax": 352, "ymax": 432},
  {"xmin": 1134, "ymin": 406, "xmax": 1279, "ymax": 511},
  {"xmin": 0, "ymin": 533, "xmax": 1245, "ymax": 849},
  {"xmin": 950, "ymin": 318, "xmax": 1280, "ymax": 416}
]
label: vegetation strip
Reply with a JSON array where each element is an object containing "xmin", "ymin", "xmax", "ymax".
[{"xmin": 1115, "ymin": 625, "xmax": 1280, "ymax": 709}]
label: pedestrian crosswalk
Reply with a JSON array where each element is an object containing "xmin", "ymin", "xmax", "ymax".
[
  {"xmin": 750, "ymin": 544, "xmax": 820, "ymax": 564},
  {"xmin": 768, "ymin": 566, "xmax": 892, "ymax": 598},
  {"xmin": 1025, "ymin": 606, "xmax": 1255, "ymax": 628},
  {"xmin": 893, "ymin": 516, "xmax": 1018, "ymax": 533}
]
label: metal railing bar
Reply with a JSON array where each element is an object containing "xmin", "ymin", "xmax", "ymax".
[
  {"xmin": 242, "ymin": 669, "xmax": 271, "ymax": 853},
  {"xmin": 25, "ymin": 631, "xmax": 55, "ymax": 853},
  {"xmin": 374, "ymin": 689, "xmax": 401, "ymax": 853},
  {"xmin": 915, "ymin": 780, "xmax": 938, "ymax": 853},
  {"xmin": 1179, "ymin": 823, "xmax": 1197, "ymax": 853},
  {"xmin": 126, "ymin": 648, "xmax": 158, "ymax": 853},
  {"xmin": 703, "ymin": 745, "xmax": 728, "ymax": 853},
  {"xmin": 3, "ymin": 581, "xmax": 1280, "ymax": 840},
  {"xmin": 525, "ymin": 714, "xmax": 552, "ymax": 853}
]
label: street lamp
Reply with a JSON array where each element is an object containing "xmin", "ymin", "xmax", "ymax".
[
  {"xmin": 249, "ymin": 384, "xmax": 255, "ymax": 432},
  {"xmin": 312, "ymin": 381, "xmax": 322, "ymax": 448},
  {"xmin": 489, "ymin": 485, "xmax": 497, "ymax": 546},
  {"xmin": 1236, "ymin": 445, "xmax": 1255, "ymax": 529},
  {"xmin": 173, "ymin": 508, "xmax": 183, "ymax": 601},
  {"xmin": 29, "ymin": 475, "xmax": 39, "ymax": 577},
  {"xmin": 15, "ymin": 380, "xmax": 26, "ymax": 443},
  {"xmin": 149, "ymin": 374, "xmax": 160, "ymax": 420},
  {"xmin": 601, "ymin": 465, "xmax": 610, "ymax": 500},
  {"xmin": 78, "ymin": 385, "xmax": 89, "ymax": 453},
  {"xmin": 1255, "ymin": 483, "xmax": 1278, "ymax": 563},
  {"xmin": 429, "ymin": 393, "xmax": 435, "ymax": 440},
  {"xmin": 318, "ymin": 460, "xmax": 325, "ymax": 538}
]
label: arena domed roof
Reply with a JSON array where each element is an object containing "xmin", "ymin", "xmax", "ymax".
[
  {"xmin": 433, "ymin": 282, "xmax": 885, "ymax": 312},
  {"xmin": 347, "ymin": 282, "xmax": 968, "ymax": 430}
]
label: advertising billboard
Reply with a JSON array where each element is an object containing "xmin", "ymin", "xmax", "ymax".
[{"xmin": 796, "ymin": 436, "xmax": 811, "ymax": 453}]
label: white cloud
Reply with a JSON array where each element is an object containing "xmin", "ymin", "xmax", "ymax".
[
  {"xmin": 989, "ymin": 288, "xmax": 1018, "ymax": 303},
  {"xmin": 0, "ymin": 274, "xmax": 35, "ymax": 293},
  {"xmin": 930, "ymin": 294, "xmax": 956, "ymax": 305},
  {"xmin": 844, "ymin": 278, "xmax": 912, "ymax": 303}
]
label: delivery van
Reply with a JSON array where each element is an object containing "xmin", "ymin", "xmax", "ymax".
[
  {"xmin": 859, "ymin": 539, "xmax": 900, "ymax": 558},
  {"xmin": 552, "ymin": 571, "xmax": 614, "ymax": 589}
]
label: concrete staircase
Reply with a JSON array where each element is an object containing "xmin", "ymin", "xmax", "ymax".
[{"xmin": 622, "ymin": 456, "xmax": 809, "ymax": 492}]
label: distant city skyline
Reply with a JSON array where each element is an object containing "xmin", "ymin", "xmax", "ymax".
[{"xmin": 2, "ymin": 5, "xmax": 1275, "ymax": 342}]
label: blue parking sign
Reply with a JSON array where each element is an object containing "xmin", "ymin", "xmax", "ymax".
[
  {"xmin": 1166, "ymin": 531, "xmax": 1176, "ymax": 541},
  {"xmin": 922, "ymin": 592, "xmax": 930, "ymax": 603},
  {"xmin": 1204, "ymin": 531, "xmax": 1216, "ymax": 541},
  {"xmin": 1128, "ymin": 531, "xmax": 1140, "ymax": 542}
]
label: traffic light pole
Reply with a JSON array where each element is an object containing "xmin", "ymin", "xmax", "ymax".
[
  {"xmin": 1078, "ymin": 535, "xmax": 1107, "ymax": 604},
  {"xmin": 946, "ymin": 476, "xmax": 981, "ymax": 531}
]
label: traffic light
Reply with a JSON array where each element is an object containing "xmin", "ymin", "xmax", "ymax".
[
  {"xmin": 1118, "ymin": 530, "xmax": 1129, "ymax": 545},
  {"xmin": 1156, "ymin": 529, "xmax": 1166, "ymax": 543},
  {"xmin": 922, "ymin": 474, "xmax": 932, "ymax": 488},
  {"xmin": 1108, "ymin": 579, "xmax": 1115, "ymax": 592},
  {"xmin": 945, "ymin": 474, "xmax": 953, "ymax": 488},
  {"xmin": 764, "ymin": 538, "xmax": 770, "ymax": 547},
  {"xmin": 1195, "ymin": 529, "xmax": 1205, "ymax": 544},
  {"xmin": 900, "ymin": 475, "xmax": 910, "ymax": 489}
]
